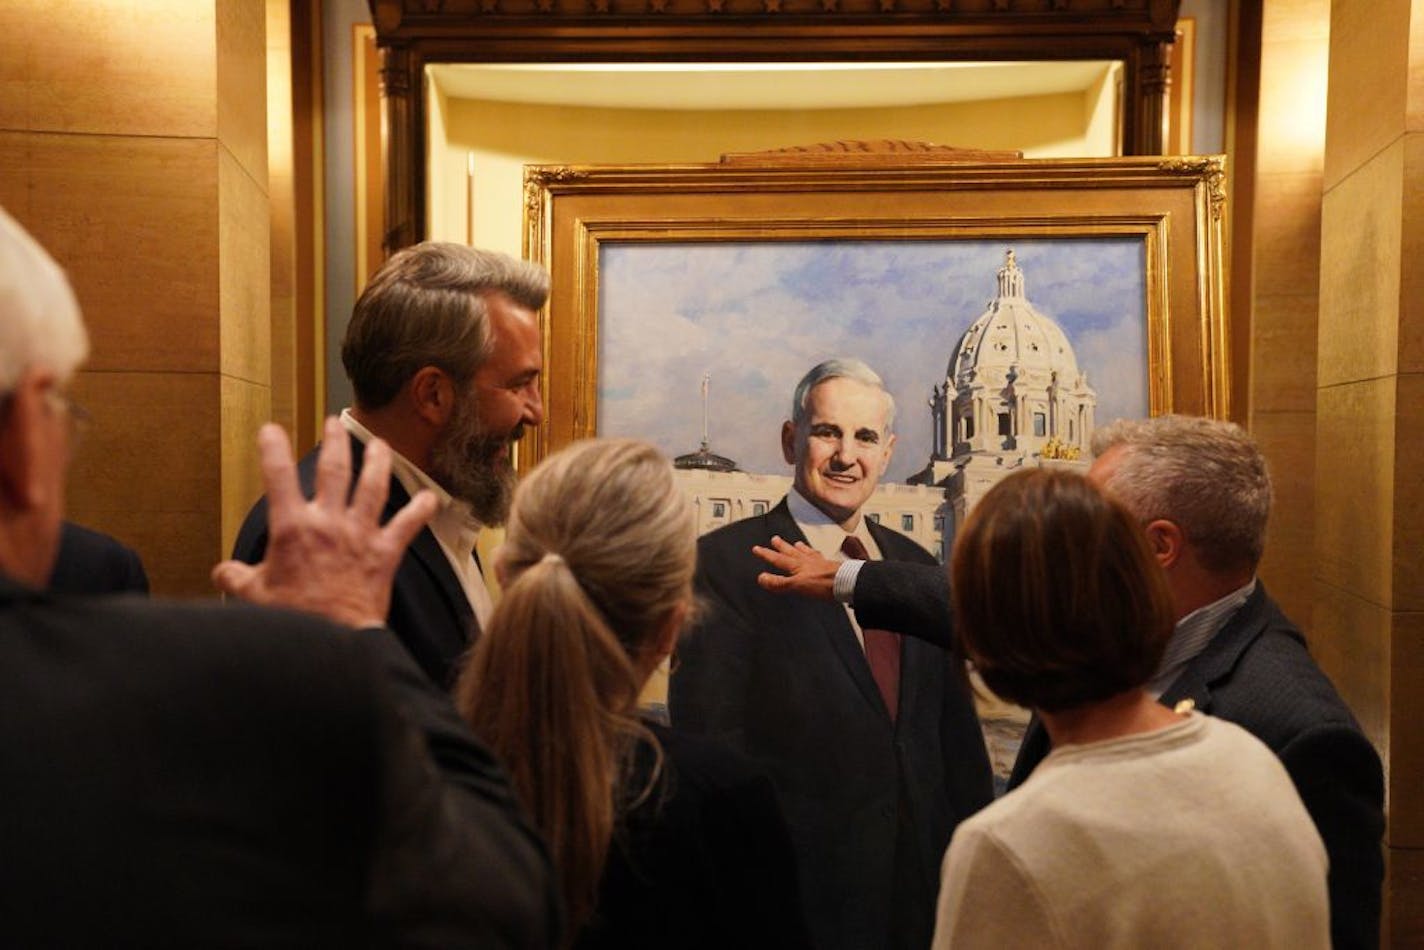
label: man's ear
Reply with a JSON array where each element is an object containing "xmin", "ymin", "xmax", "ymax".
[
  {"xmin": 0, "ymin": 372, "xmax": 54, "ymax": 510},
  {"xmin": 1143, "ymin": 519, "xmax": 1185, "ymax": 569},
  {"xmin": 407, "ymin": 366, "xmax": 454, "ymax": 428},
  {"xmin": 781, "ymin": 421, "xmax": 797, "ymax": 465}
]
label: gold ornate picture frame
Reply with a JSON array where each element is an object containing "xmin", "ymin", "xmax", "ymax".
[{"xmin": 520, "ymin": 150, "xmax": 1227, "ymax": 471}]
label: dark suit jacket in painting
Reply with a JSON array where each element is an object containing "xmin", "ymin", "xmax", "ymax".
[
  {"xmin": 1007, "ymin": 585, "xmax": 1385, "ymax": 950},
  {"xmin": 234, "ymin": 434, "xmax": 476, "ymax": 690},
  {"xmin": 577, "ymin": 722, "xmax": 813, "ymax": 950},
  {"xmin": 670, "ymin": 499, "xmax": 993, "ymax": 950},
  {"xmin": 0, "ymin": 574, "xmax": 559, "ymax": 949},
  {"xmin": 49, "ymin": 520, "xmax": 150, "ymax": 595}
]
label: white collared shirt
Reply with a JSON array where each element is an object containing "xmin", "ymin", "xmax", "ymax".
[
  {"xmin": 1147, "ymin": 578, "xmax": 1257, "ymax": 699},
  {"xmin": 340, "ymin": 409, "xmax": 494, "ymax": 628},
  {"xmin": 786, "ymin": 487, "xmax": 882, "ymax": 649}
]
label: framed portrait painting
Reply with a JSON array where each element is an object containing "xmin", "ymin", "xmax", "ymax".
[{"xmin": 522, "ymin": 146, "xmax": 1227, "ymax": 524}]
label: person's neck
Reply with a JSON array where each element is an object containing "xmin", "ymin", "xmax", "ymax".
[
  {"xmin": 1038, "ymin": 689, "xmax": 1183, "ymax": 747},
  {"xmin": 1168, "ymin": 559, "xmax": 1254, "ymax": 622},
  {"xmin": 348, "ymin": 404, "xmax": 434, "ymax": 473}
]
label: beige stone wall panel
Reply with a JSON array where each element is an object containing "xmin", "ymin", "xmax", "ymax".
[
  {"xmin": 1253, "ymin": 172, "xmax": 1326, "ymax": 300},
  {"xmin": 1401, "ymin": 134, "xmax": 1424, "ymax": 374},
  {"xmin": 1325, "ymin": 0, "xmax": 1411, "ymax": 189},
  {"xmin": 1311, "ymin": 581, "xmax": 1389, "ymax": 755},
  {"xmin": 0, "ymin": 1, "xmax": 216, "ymax": 138},
  {"xmin": 218, "ymin": 146, "xmax": 271, "ymax": 385},
  {"xmin": 1251, "ymin": 295, "xmax": 1320, "ymax": 412},
  {"xmin": 1319, "ymin": 140, "xmax": 1404, "ymax": 388},
  {"xmin": 1394, "ymin": 371, "xmax": 1424, "ymax": 611},
  {"xmin": 216, "ymin": 0, "xmax": 268, "ymax": 189},
  {"xmin": 1253, "ymin": 409, "xmax": 1316, "ymax": 623},
  {"xmin": 1314, "ymin": 377, "xmax": 1397, "ymax": 607},
  {"xmin": 0, "ymin": 131, "xmax": 221, "ymax": 374},
  {"xmin": 64, "ymin": 369, "xmax": 222, "ymax": 596},
  {"xmin": 220, "ymin": 373, "xmax": 270, "ymax": 560}
]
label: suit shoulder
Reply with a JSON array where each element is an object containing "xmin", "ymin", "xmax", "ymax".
[{"xmin": 1221, "ymin": 622, "xmax": 1366, "ymax": 745}]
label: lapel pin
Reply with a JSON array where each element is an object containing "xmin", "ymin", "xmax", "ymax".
[{"xmin": 1173, "ymin": 698, "xmax": 1196, "ymax": 715}]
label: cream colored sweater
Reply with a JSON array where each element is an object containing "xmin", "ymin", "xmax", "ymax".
[{"xmin": 932, "ymin": 713, "xmax": 1329, "ymax": 949}]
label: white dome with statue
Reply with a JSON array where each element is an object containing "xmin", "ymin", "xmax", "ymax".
[
  {"xmin": 927, "ymin": 249, "xmax": 1097, "ymax": 464},
  {"xmin": 949, "ymin": 250, "xmax": 1083, "ymax": 385}
]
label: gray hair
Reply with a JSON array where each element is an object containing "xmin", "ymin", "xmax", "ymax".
[
  {"xmin": 341, "ymin": 242, "xmax": 549, "ymax": 409},
  {"xmin": 1091, "ymin": 415, "xmax": 1272, "ymax": 573},
  {"xmin": 790, "ymin": 358, "xmax": 896, "ymax": 432},
  {"xmin": 0, "ymin": 206, "xmax": 88, "ymax": 393}
]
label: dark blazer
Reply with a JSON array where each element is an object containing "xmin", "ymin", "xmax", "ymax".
[
  {"xmin": 670, "ymin": 499, "xmax": 993, "ymax": 950},
  {"xmin": 234, "ymin": 434, "xmax": 477, "ymax": 689},
  {"xmin": 1007, "ymin": 585, "xmax": 1385, "ymax": 950},
  {"xmin": 0, "ymin": 573, "xmax": 559, "ymax": 948},
  {"xmin": 577, "ymin": 722, "xmax": 812, "ymax": 950},
  {"xmin": 49, "ymin": 521, "xmax": 149, "ymax": 595}
]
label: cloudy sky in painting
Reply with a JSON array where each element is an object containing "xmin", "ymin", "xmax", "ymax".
[{"xmin": 597, "ymin": 239, "xmax": 1147, "ymax": 484}]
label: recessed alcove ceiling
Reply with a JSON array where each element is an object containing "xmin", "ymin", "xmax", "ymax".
[{"xmin": 427, "ymin": 60, "xmax": 1121, "ymax": 111}]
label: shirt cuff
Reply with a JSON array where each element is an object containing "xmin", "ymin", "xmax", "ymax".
[{"xmin": 834, "ymin": 558, "xmax": 864, "ymax": 605}]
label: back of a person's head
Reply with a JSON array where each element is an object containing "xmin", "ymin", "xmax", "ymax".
[
  {"xmin": 0, "ymin": 206, "xmax": 88, "ymax": 394},
  {"xmin": 950, "ymin": 467, "xmax": 1175, "ymax": 713},
  {"xmin": 1091, "ymin": 414, "xmax": 1271, "ymax": 574},
  {"xmin": 456, "ymin": 437, "xmax": 693, "ymax": 928},
  {"xmin": 340, "ymin": 242, "xmax": 548, "ymax": 410}
]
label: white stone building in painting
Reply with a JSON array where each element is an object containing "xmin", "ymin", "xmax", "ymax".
[{"xmin": 911, "ymin": 249, "xmax": 1097, "ymax": 556}]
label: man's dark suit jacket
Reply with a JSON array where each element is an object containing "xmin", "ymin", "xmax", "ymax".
[
  {"xmin": 852, "ymin": 561, "xmax": 1386, "ymax": 950},
  {"xmin": 234, "ymin": 434, "xmax": 476, "ymax": 689},
  {"xmin": 49, "ymin": 520, "xmax": 149, "ymax": 595},
  {"xmin": 577, "ymin": 722, "xmax": 812, "ymax": 949},
  {"xmin": 0, "ymin": 573, "xmax": 559, "ymax": 948},
  {"xmin": 670, "ymin": 499, "xmax": 993, "ymax": 950}
]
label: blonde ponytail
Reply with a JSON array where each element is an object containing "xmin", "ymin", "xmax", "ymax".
[{"xmin": 455, "ymin": 439, "xmax": 694, "ymax": 931}]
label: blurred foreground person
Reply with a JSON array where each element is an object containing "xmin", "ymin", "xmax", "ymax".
[
  {"xmin": 0, "ymin": 205, "xmax": 556, "ymax": 948},
  {"xmin": 932, "ymin": 469, "xmax": 1328, "ymax": 949},
  {"xmin": 457, "ymin": 439, "xmax": 810, "ymax": 948}
]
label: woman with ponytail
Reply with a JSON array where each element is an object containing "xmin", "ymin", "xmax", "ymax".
[{"xmin": 456, "ymin": 438, "xmax": 810, "ymax": 948}]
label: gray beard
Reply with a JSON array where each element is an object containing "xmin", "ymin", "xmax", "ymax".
[{"xmin": 430, "ymin": 424, "xmax": 518, "ymax": 526}]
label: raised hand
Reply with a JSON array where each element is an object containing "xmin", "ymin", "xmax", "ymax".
[{"xmin": 211, "ymin": 417, "xmax": 437, "ymax": 629}]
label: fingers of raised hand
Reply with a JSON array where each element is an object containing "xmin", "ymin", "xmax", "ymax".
[
  {"xmin": 383, "ymin": 489, "xmax": 438, "ymax": 560},
  {"xmin": 756, "ymin": 570, "xmax": 792, "ymax": 593},
  {"xmin": 256, "ymin": 423, "xmax": 302, "ymax": 520},
  {"xmin": 211, "ymin": 559, "xmax": 259, "ymax": 601},
  {"xmin": 313, "ymin": 416, "xmax": 352, "ymax": 514},
  {"xmin": 351, "ymin": 436, "xmax": 394, "ymax": 525}
]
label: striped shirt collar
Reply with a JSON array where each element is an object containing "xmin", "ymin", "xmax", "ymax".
[{"xmin": 1147, "ymin": 578, "xmax": 1257, "ymax": 698}]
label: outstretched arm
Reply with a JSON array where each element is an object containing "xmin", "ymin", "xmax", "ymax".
[{"xmin": 754, "ymin": 536, "xmax": 955, "ymax": 649}]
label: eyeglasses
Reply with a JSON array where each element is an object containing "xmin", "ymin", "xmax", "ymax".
[{"xmin": 43, "ymin": 387, "xmax": 92, "ymax": 444}]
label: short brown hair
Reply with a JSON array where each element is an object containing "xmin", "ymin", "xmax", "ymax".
[
  {"xmin": 950, "ymin": 467, "xmax": 1175, "ymax": 712},
  {"xmin": 341, "ymin": 242, "xmax": 548, "ymax": 409}
]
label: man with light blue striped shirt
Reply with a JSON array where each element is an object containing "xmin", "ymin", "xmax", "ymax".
[{"xmin": 756, "ymin": 414, "xmax": 1384, "ymax": 949}]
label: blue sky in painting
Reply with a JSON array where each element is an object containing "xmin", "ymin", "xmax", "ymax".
[{"xmin": 597, "ymin": 239, "xmax": 1147, "ymax": 484}]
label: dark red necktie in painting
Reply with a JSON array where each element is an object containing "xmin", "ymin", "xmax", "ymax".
[{"xmin": 840, "ymin": 534, "xmax": 902, "ymax": 722}]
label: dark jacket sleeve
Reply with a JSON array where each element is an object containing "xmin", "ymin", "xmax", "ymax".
[
  {"xmin": 851, "ymin": 559, "xmax": 955, "ymax": 650},
  {"xmin": 1277, "ymin": 724, "xmax": 1384, "ymax": 950},
  {"xmin": 361, "ymin": 628, "xmax": 561, "ymax": 949}
]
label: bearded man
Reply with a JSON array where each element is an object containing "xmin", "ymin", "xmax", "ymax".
[{"xmin": 235, "ymin": 243, "xmax": 546, "ymax": 689}]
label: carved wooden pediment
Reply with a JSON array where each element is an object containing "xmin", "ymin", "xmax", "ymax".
[{"xmin": 720, "ymin": 140, "xmax": 1025, "ymax": 165}]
